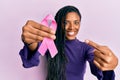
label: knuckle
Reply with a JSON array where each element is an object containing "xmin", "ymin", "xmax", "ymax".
[
  {"xmin": 40, "ymin": 37, "xmax": 43, "ymax": 41},
  {"xmin": 102, "ymin": 63, "xmax": 108, "ymax": 68},
  {"xmin": 36, "ymin": 30, "xmax": 45, "ymax": 38},
  {"xmin": 22, "ymin": 32, "xmax": 27, "ymax": 37},
  {"xmin": 47, "ymin": 28, "xmax": 52, "ymax": 33},
  {"xmin": 35, "ymin": 36, "xmax": 39, "ymax": 41},
  {"xmin": 47, "ymin": 33, "xmax": 51, "ymax": 38},
  {"xmin": 36, "ymin": 30, "xmax": 41, "ymax": 36},
  {"xmin": 106, "ymin": 57, "xmax": 112, "ymax": 63},
  {"xmin": 22, "ymin": 26, "xmax": 28, "ymax": 32},
  {"xmin": 35, "ymin": 35, "xmax": 43, "ymax": 41},
  {"xmin": 26, "ymin": 20, "xmax": 33, "ymax": 25},
  {"xmin": 108, "ymin": 52, "xmax": 112, "ymax": 56},
  {"xmin": 39, "ymin": 25, "xmax": 43, "ymax": 30},
  {"xmin": 22, "ymin": 26, "xmax": 26, "ymax": 31}
]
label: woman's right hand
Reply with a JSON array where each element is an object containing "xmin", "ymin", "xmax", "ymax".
[{"xmin": 21, "ymin": 20, "xmax": 56, "ymax": 51}]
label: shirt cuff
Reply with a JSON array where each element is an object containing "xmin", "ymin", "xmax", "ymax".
[
  {"xmin": 19, "ymin": 42, "xmax": 41, "ymax": 68},
  {"xmin": 102, "ymin": 70, "xmax": 115, "ymax": 80}
]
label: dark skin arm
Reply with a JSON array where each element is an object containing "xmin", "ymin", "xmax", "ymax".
[{"xmin": 85, "ymin": 40, "xmax": 118, "ymax": 71}]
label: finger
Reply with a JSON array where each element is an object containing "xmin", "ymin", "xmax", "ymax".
[
  {"xmin": 85, "ymin": 40, "xmax": 101, "ymax": 50},
  {"xmin": 85, "ymin": 40, "xmax": 108, "ymax": 55},
  {"xmin": 94, "ymin": 59, "xmax": 113, "ymax": 71},
  {"xmin": 23, "ymin": 25, "xmax": 56, "ymax": 40},
  {"xmin": 27, "ymin": 25, "xmax": 56, "ymax": 40},
  {"xmin": 94, "ymin": 49, "xmax": 105, "ymax": 61},
  {"xmin": 94, "ymin": 56, "xmax": 108, "ymax": 68},
  {"xmin": 26, "ymin": 20, "xmax": 55, "ymax": 34},
  {"xmin": 93, "ymin": 60, "xmax": 106, "ymax": 71},
  {"xmin": 22, "ymin": 32, "xmax": 44, "ymax": 43},
  {"xmin": 94, "ymin": 49, "xmax": 112, "ymax": 63}
]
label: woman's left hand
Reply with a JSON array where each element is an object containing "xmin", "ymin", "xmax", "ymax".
[{"xmin": 85, "ymin": 40, "xmax": 118, "ymax": 71}]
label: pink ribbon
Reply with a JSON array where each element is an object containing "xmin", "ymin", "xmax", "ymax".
[{"xmin": 38, "ymin": 14, "xmax": 58, "ymax": 58}]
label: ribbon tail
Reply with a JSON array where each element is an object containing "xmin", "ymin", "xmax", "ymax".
[
  {"xmin": 46, "ymin": 38, "xmax": 58, "ymax": 58},
  {"xmin": 38, "ymin": 38, "xmax": 48, "ymax": 56}
]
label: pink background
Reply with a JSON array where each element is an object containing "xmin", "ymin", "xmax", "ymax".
[{"xmin": 0, "ymin": 0, "xmax": 120, "ymax": 80}]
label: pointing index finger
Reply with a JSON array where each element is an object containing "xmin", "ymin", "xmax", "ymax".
[
  {"xmin": 85, "ymin": 39, "xmax": 113, "ymax": 56},
  {"xmin": 85, "ymin": 39, "xmax": 101, "ymax": 50}
]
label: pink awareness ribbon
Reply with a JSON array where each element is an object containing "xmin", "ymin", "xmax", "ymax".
[{"xmin": 38, "ymin": 14, "xmax": 58, "ymax": 58}]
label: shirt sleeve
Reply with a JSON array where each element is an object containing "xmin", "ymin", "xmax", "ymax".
[
  {"xmin": 102, "ymin": 70, "xmax": 115, "ymax": 80},
  {"xmin": 89, "ymin": 61, "xmax": 115, "ymax": 80},
  {"xmin": 19, "ymin": 43, "xmax": 41, "ymax": 68},
  {"xmin": 85, "ymin": 44, "xmax": 115, "ymax": 80}
]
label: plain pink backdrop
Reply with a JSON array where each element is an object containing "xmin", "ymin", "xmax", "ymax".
[{"xmin": 0, "ymin": 0, "xmax": 120, "ymax": 80}]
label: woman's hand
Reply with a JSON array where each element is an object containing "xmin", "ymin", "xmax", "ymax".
[
  {"xmin": 85, "ymin": 40, "xmax": 118, "ymax": 71},
  {"xmin": 21, "ymin": 20, "xmax": 56, "ymax": 51}
]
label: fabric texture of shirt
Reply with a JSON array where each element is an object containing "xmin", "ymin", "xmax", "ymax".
[{"xmin": 19, "ymin": 39, "xmax": 115, "ymax": 80}]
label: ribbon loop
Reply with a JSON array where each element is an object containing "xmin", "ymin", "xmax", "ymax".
[{"xmin": 38, "ymin": 14, "xmax": 58, "ymax": 58}]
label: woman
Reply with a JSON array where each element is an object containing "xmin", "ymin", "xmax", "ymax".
[{"xmin": 20, "ymin": 5, "xmax": 118, "ymax": 80}]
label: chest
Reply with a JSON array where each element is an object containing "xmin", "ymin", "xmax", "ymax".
[{"xmin": 65, "ymin": 44, "xmax": 87, "ymax": 65}]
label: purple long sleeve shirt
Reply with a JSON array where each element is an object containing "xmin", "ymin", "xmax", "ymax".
[{"xmin": 19, "ymin": 39, "xmax": 115, "ymax": 80}]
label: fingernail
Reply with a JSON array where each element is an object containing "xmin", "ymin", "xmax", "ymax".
[
  {"xmin": 51, "ymin": 30, "xmax": 55, "ymax": 34},
  {"xmin": 51, "ymin": 35, "xmax": 56, "ymax": 40},
  {"xmin": 85, "ymin": 39, "xmax": 89, "ymax": 43}
]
